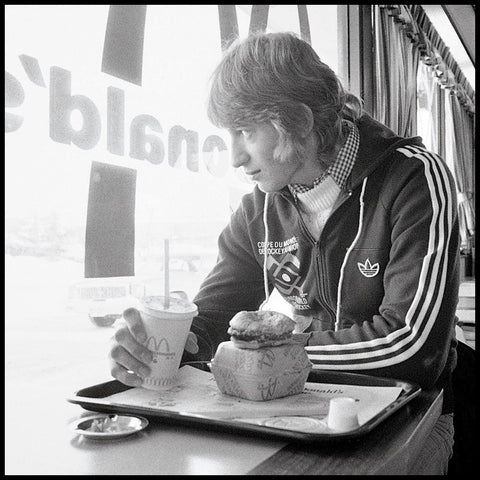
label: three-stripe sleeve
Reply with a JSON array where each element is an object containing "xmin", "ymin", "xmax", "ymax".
[{"xmin": 305, "ymin": 145, "xmax": 455, "ymax": 370}]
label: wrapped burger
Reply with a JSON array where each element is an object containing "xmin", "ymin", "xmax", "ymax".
[{"xmin": 211, "ymin": 310, "xmax": 312, "ymax": 401}]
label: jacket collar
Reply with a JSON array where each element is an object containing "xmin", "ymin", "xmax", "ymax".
[
  {"xmin": 274, "ymin": 113, "xmax": 425, "ymax": 200},
  {"xmin": 348, "ymin": 114, "xmax": 424, "ymax": 189}
]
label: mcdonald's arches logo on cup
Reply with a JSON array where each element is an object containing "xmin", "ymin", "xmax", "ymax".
[{"xmin": 146, "ymin": 336, "xmax": 174, "ymax": 359}]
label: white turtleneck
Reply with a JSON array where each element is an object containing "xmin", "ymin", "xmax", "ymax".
[{"xmin": 295, "ymin": 174, "xmax": 341, "ymax": 239}]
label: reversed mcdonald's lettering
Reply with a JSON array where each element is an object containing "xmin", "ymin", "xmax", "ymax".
[{"xmin": 5, "ymin": 63, "xmax": 231, "ymax": 179}]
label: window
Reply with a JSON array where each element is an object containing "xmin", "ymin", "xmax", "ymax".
[{"xmin": 5, "ymin": 5, "xmax": 339, "ymax": 380}]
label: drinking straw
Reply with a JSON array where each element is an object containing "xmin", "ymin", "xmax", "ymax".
[{"xmin": 164, "ymin": 238, "xmax": 170, "ymax": 308}]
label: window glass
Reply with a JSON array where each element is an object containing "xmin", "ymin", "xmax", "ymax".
[
  {"xmin": 5, "ymin": 5, "xmax": 110, "ymax": 321},
  {"xmin": 131, "ymin": 5, "xmax": 243, "ymax": 300},
  {"xmin": 5, "ymin": 6, "xmax": 339, "ymax": 372},
  {"xmin": 305, "ymin": 5, "xmax": 338, "ymax": 73}
]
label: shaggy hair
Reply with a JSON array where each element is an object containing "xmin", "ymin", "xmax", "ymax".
[{"xmin": 207, "ymin": 32, "xmax": 363, "ymax": 164}]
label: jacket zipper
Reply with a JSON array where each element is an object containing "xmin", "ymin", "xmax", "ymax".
[
  {"xmin": 280, "ymin": 188, "xmax": 356, "ymax": 325},
  {"xmin": 290, "ymin": 199, "xmax": 337, "ymax": 324},
  {"xmin": 315, "ymin": 189, "xmax": 354, "ymax": 327},
  {"xmin": 315, "ymin": 248, "xmax": 337, "ymax": 324}
]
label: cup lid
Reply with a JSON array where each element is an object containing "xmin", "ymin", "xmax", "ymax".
[{"xmin": 139, "ymin": 295, "xmax": 198, "ymax": 316}]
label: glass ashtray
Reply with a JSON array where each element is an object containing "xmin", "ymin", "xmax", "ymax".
[{"xmin": 70, "ymin": 414, "xmax": 149, "ymax": 439}]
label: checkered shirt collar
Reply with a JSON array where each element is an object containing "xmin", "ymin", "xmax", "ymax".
[{"xmin": 289, "ymin": 121, "xmax": 359, "ymax": 198}]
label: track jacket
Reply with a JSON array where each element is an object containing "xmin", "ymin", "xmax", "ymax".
[{"xmin": 186, "ymin": 114, "xmax": 460, "ymax": 411}]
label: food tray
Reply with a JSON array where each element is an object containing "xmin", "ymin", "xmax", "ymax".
[{"xmin": 67, "ymin": 367, "xmax": 421, "ymax": 442}]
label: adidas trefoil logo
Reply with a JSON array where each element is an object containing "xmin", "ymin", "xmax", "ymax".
[{"xmin": 357, "ymin": 258, "xmax": 379, "ymax": 278}]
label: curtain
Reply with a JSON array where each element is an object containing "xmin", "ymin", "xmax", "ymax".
[
  {"xmin": 410, "ymin": 5, "xmax": 475, "ymax": 249},
  {"xmin": 373, "ymin": 6, "xmax": 420, "ymax": 137},
  {"xmin": 449, "ymin": 93, "xmax": 475, "ymax": 246},
  {"xmin": 417, "ymin": 61, "xmax": 441, "ymax": 154},
  {"xmin": 374, "ymin": 5, "xmax": 475, "ymax": 250}
]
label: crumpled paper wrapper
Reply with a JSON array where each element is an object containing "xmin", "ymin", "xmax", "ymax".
[{"xmin": 211, "ymin": 341, "xmax": 312, "ymax": 401}]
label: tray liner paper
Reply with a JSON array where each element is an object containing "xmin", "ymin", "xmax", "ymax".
[{"xmin": 100, "ymin": 366, "xmax": 403, "ymax": 434}]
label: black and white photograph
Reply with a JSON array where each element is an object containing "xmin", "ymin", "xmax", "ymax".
[{"xmin": 5, "ymin": 5, "xmax": 475, "ymax": 476}]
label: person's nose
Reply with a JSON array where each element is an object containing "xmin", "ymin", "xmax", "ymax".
[{"xmin": 231, "ymin": 136, "xmax": 250, "ymax": 169}]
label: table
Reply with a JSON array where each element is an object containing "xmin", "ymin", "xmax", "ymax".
[{"xmin": 5, "ymin": 310, "xmax": 443, "ymax": 475}]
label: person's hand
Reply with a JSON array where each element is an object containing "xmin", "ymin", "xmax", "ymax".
[
  {"xmin": 185, "ymin": 330, "xmax": 199, "ymax": 354},
  {"xmin": 109, "ymin": 307, "xmax": 199, "ymax": 387},
  {"xmin": 109, "ymin": 308, "xmax": 152, "ymax": 387}
]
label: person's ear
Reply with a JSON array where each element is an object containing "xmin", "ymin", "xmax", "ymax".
[{"xmin": 298, "ymin": 103, "xmax": 314, "ymax": 138}]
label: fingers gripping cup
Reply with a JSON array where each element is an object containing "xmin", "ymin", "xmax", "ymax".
[{"xmin": 137, "ymin": 292, "xmax": 198, "ymax": 390}]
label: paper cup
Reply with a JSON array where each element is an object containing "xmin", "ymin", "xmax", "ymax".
[
  {"xmin": 137, "ymin": 293, "xmax": 197, "ymax": 390},
  {"xmin": 327, "ymin": 397, "xmax": 360, "ymax": 431}
]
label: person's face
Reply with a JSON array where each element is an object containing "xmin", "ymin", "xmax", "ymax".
[{"xmin": 228, "ymin": 122, "xmax": 301, "ymax": 193}]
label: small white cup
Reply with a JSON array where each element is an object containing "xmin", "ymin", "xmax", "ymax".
[
  {"xmin": 327, "ymin": 397, "xmax": 360, "ymax": 431},
  {"xmin": 137, "ymin": 292, "xmax": 197, "ymax": 390}
]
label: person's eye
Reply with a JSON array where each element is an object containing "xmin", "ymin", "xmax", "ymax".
[{"xmin": 241, "ymin": 129, "xmax": 253, "ymax": 139}]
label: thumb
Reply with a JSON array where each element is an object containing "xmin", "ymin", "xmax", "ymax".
[{"xmin": 185, "ymin": 331, "xmax": 199, "ymax": 354}]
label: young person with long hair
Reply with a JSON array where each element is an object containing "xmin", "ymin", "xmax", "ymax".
[{"xmin": 110, "ymin": 32, "xmax": 459, "ymax": 474}]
